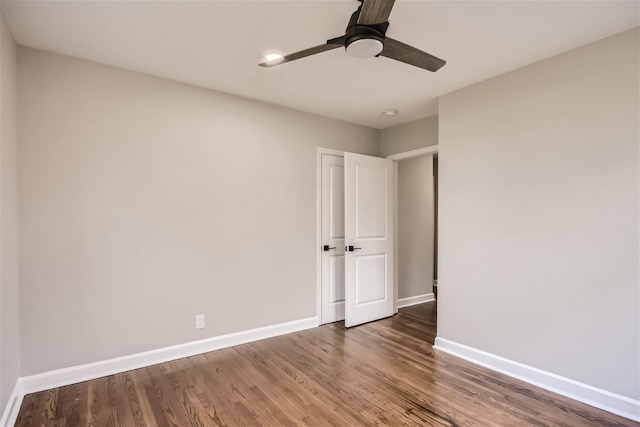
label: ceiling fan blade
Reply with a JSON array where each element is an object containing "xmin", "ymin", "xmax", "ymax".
[
  {"xmin": 380, "ymin": 37, "xmax": 446, "ymax": 72},
  {"xmin": 358, "ymin": 0, "xmax": 396, "ymax": 25},
  {"xmin": 259, "ymin": 43, "xmax": 343, "ymax": 67}
]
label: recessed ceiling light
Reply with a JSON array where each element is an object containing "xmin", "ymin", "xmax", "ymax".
[
  {"xmin": 265, "ymin": 53, "xmax": 283, "ymax": 63},
  {"xmin": 382, "ymin": 109, "xmax": 398, "ymax": 117}
]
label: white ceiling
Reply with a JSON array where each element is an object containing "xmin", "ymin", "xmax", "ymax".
[{"xmin": 2, "ymin": 0, "xmax": 638, "ymax": 129}]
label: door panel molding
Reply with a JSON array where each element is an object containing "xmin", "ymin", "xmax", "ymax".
[{"xmin": 318, "ymin": 149, "xmax": 397, "ymax": 327}]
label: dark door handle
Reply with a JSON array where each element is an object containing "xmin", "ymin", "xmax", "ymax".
[
  {"xmin": 347, "ymin": 245, "xmax": 362, "ymax": 252},
  {"xmin": 323, "ymin": 245, "xmax": 336, "ymax": 251}
]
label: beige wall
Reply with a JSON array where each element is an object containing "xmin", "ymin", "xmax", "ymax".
[
  {"xmin": 398, "ymin": 155, "xmax": 434, "ymax": 299},
  {"xmin": 438, "ymin": 28, "xmax": 639, "ymax": 399},
  {"xmin": 0, "ymin": 10, "xmax": 20, "ymax": 411},
  {"xmin": 17, "ymin": 47, "xmax": 379, "ymax": 375},
  {"xmin": 379, "ymin": 115, "xmax": 438, "ymax": 157}
]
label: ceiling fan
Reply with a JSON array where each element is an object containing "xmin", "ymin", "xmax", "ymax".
[{"xmin": 259, "ymin": 0, "xmax": 446, "ymax": 72}]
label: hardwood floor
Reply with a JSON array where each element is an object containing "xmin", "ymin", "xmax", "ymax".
[{"xmin": 16, "ymin": 303, "xmax": 638, "ymax": 426}]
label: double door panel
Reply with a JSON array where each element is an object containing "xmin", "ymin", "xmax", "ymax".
[{"xmin": 321, "ymin": 152, "xmax": 394, "ymax": 327}]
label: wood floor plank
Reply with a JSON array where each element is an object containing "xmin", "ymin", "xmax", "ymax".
[
  {"xmin": 87, "ymin": 376, "xmax": 111, "ymax": 427},
  {"xmin": 128, "ymin": 368, "xmax": 166, "ymax": 427},
  {"xmin": 55, "ymin": 382, "xmax": 88, "ymax": 427},
  {"xmin": 272, "ymin": 335, "xmax": 408, "ymax": 425},
  {"xmin": 241, "ymin": 339, "xmax": 369, "ymax": 426},
  {"xmin": 296, "ymin": 324, "xmax": 499, "ymax": 426},
  {"xmin": 201, "ymin": 346, "xmax": 297, "ymax": 426},
  {"xmin": 144, "ymin": 362, "xmax": 196, "ymax": 427},
  {"xmin": 167, "ymin": 357, "xmax": 226, "ymax": 426},
  {"xmin": 233, "ymin": 342, "xmax": 354, "ymax": 426},
  {"xmin": 14, "ymin": 302, "xmax": 639, "ymax": 427},
  {"xmin": 13, "ymin": 391, "xmax": 46, "ymax": 426},
  {"xmin": 183, "ymin": 353, "xmax": 248, "ymax": 426}
]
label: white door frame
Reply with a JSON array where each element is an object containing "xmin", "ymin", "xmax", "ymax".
[
  {"xmin": 386, "ymin": 145, "xmax": 439, "ymax": 162},
  {"xmin": 387, "ymin": 145, "xmax": 439, "ymax": 313}
]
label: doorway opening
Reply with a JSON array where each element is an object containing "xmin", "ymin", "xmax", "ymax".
[{"xmin": 389, "ymin": 145, "xmax": 439, "ymax": 310}]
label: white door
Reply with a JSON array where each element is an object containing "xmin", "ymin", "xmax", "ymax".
[
  {"xmin": 320, "ymin": 154, "xmax": 346, "ymax": 324},
  {"xmin": 344, "ymin": 153, "xmax": 394, "ymax": 327}
]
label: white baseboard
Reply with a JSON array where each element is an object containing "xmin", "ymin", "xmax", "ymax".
[
  {"xmin": 398, "ymin": 293, "xmax": 435, "ymax": 308},
  {"xmin": 2, "ymin": 316, "xmax": 318, "ymax": 426},
  {"xmin": 0, "ymin": 378, "xmax": 24, "ymax": 427},
  {"xmin": 434, "ymin": 337, "xmax": 640, "ymax": 422}
]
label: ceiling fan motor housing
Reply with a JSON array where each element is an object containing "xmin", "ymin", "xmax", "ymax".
[
  {"xmin": 343, "ymin": 6, "xmax": 390, "ymax": 58},
  {"xmin": 345, "ymin": 33, "xmax": 384, "ymax": 58}
]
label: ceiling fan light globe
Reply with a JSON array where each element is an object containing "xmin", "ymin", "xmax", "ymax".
[{"xmin": 346, "ymin": 38, "xmax": 384, "ymax": 58}]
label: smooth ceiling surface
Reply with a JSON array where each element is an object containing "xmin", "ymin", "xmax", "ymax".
[{"xmin": 2, "ymin": 0, "xmax": 638, "ymax": 129}]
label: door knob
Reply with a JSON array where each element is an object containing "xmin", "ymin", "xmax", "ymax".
[
  {"xmin": 323, "ymin": 245, "xmax": 336, "ymax": 251},
  {"xmin": 347, "ymin": 245, "xmax": 362, "ymax": 252}
]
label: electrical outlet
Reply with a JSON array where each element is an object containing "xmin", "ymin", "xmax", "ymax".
[{"xmin": 195, "ymin": 314, "xmax": 205, "ymax": 330}]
